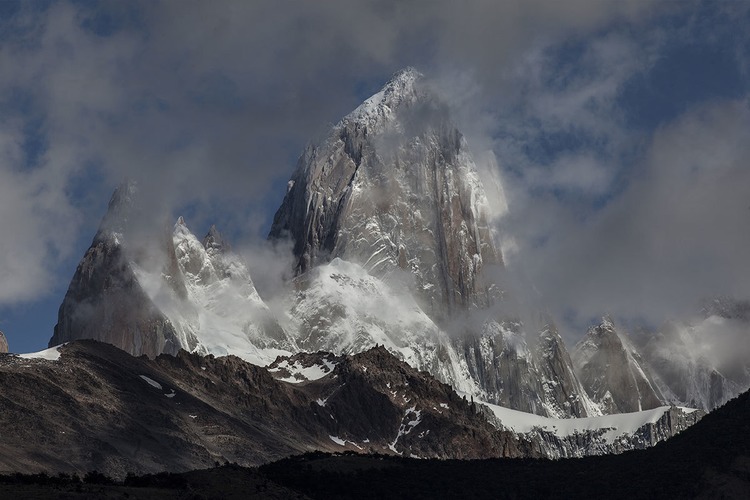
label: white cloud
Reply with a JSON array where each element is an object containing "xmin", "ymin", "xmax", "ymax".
[{"xmin": 515, "ymin": 98, "xmax": 750, "ymax": 334}]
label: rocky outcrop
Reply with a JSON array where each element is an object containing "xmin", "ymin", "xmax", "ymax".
[
  {"xmin": 270, "ymin": 68, "xmax": 600, "ymax": 418},
  {"xmin": 0, "ymin": 331, "xmax": 7, "ymax": 353},
  {"xmin": 573, "ymin": 317, "xmax": 664, "ymax": 413},
  {"xmin": 51, "ymin": 182, "xmax": 288, "ymax": 363},
  {"xmin": 50, "ymin": 182, "xmax": 189, "ymax": 358},
  {"xmin": 269, "ymin": 68, "xmax": 502, "ymax": 318}
]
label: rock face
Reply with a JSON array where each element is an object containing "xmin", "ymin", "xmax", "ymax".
[
  {"xmin": 269, "ymin": 67, "xmax": 502, "ymax": 318},
  {"xmin": 573, "ymin": 317, "xmax": 664, "ymax": 414},
  {"xmin": 270, "ymin": 68, "xmax": 599, "ymax": 418},
  {"xmin": 0, "ymin": 331, "xmax": 7, "ymax": 353},
  {"xmin": 51, "ymin": 183, "xmax": 289, "ymax": 364},
  {"xmin": 533, "ymin": 320, "xmax": 601, "ymax": 418},
  {"xmin": 50, "ymin": 182, "xmax": 190, "ymax": 358}
]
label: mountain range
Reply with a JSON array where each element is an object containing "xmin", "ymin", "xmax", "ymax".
[{"xmin": 5, "ymin": 68, "xmax": 746, "ymax": 470}]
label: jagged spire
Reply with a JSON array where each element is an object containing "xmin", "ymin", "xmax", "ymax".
[
  {"xmin": 97, "ymin": 179, "xmax": 138, "ymax": 238},
  {"xmin": 0, "ymin": 331, "xmax": 8, "ymax": 353},
  {"xmin": 341, "ymin": 66, "xmax": 427, "ymax": 128},
  {"xmin": 203, "ymin": 225, "xmax": 231, "ymax": 254}
]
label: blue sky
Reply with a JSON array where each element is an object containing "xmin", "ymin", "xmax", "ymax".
[{"xmin": 0, "ymin": 0, "xmax": 749, "ymax": 352}]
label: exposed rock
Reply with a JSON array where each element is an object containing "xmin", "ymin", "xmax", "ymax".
[
  {"xmin": 269, "ymin": 68, "xmax": 502, "ymax": 318},
  {"xmin": 573, "ymin": 317, "xmax": 664, "ymax": 413},
  {"xmin": 533, "ymin": 319, "xmax": 601, "ymax": 418},
  {"xmin": 50, "ymin": 181, "xmax": 188, "ymax": 358},
  {"xmin": 0, "ymin": 331, "xmax": 7, "ymax": 353},
  {"xmin": 51, "ymin": 182, "xmax": 289, "ymax": 363}
]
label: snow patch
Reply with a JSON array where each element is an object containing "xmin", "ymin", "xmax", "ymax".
[
  {"xmin": 18, "ymin": 345, "xmax": 65, "ymax": 361},
  {"xmin": 139, "ymin": 375, "xmax": 163, "ymax": 390},
  {"xmin": 480, "ymin": 399, "xmax": 693, "ymax": 444},
  {"xmin": 329, "ymin": 435, "xmax": 346, "ymax": 446},
  {"xmin": 269, "ymin": 358, "xmax": 337, "ymax": 384}
]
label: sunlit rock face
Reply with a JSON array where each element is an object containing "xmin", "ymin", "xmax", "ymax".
[
  {"xmin": 0, "ymin": 331, "xmax": 8, "ymax": 353},
  {"xmin": 269, "ymin": 68, "xmax": 503, "ymax": 320},
  {"xmin": 270, "ymin": 69, "xmax": 601, "ymax": 417}
]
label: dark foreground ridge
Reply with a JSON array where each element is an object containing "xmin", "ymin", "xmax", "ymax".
[
  {"xmin": 1, "ymin": 387, "xmax": 748, "ymax": 499},
  {"xmin": 0, "ymin": 341, "xmax": 524, "ymax": 478}
]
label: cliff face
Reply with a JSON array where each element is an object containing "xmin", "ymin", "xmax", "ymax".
[
  {"xmin": 0, "ymin": 331, "xmax": 8, "ymax": 353},
  {"xmin": 269, "ymin": 68, "xmax": 502, "ymax": 319},
  {"xmin": 573, "ymin": 318, "xmax": 664, "ymax": 414},
  {"xmin": 51, "ymin": 183, "xmax": 288, "ymax": 363},
  {"xmin": 270, "ymin": 69, "xmax": 600, "ymax": 417},
  {"xmin": 50, "ymin": 182, "xmax": 189, "ymax": 358}
]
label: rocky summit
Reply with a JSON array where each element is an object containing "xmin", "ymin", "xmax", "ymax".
[
  {"xmin": 268, "ymin": 68, "xmax": 604, "ymax": 418},
  {"xmin": 573, "ymin": 317, "xmax": 664, "ymax": 414},
  {"xmin": 269, "ymin": 67, "xmax": 502, "ymax": 316}
]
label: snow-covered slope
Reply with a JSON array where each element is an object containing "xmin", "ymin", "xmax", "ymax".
[
  {"xmin": 480, "ymin": 399, "xmax": 702, "ymax": 458},
  {"xmin": 169, "ymin": 217, "xmax": 294, "ymax": 364},
  {"xmin": 283, "ymin": 258, "xmax": 479, "ymax": 395}
]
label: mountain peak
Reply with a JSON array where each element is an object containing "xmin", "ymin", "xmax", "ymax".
[
  {"xmin": 98, "ymin": 179, "xmax": 138, "ymax": 240},
  {"xmin": 203, "ymin": 225, "xmax": 231, "ymax": 254},
  {"xmin": 387, "ymin": 66, "xmax": 423, "ymax": 89},
  {"xmin": 342, "ymin": 67, "xmax": 426, "ymax": 127},
  {"xmin": 590, "ymin": 316, "xmax": 617, "ymax": 336}
]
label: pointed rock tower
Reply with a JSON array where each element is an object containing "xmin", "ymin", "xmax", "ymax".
[
  {"xmin": 269, "ymin": 68, "xmax": 502, "ymax": 319},
  {"xmin": 573, "ymin": 317, "xmax": 664, "ymax": 413},
  {"xmin": 270, "ymin": 69, "xmax": 597, "ymax": 416},
  {"xmin": 52, "ymin": 182, "xmax": 291, "ymax": 363},
  {"xmin": 50, "ymin": 181, "xmax": 192, "ymax": 357}
]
